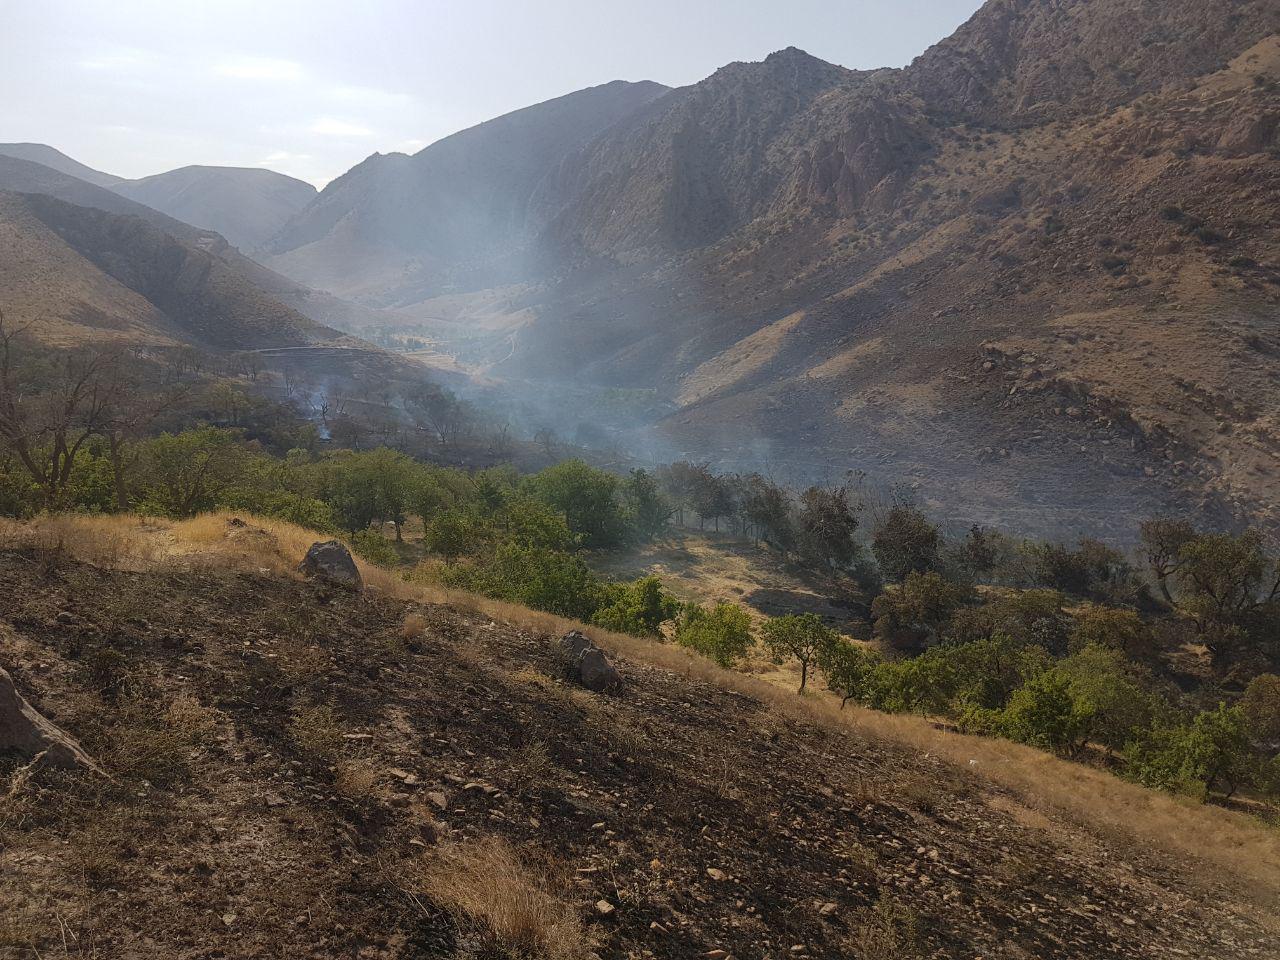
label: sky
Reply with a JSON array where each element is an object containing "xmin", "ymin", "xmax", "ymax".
[{"xmin": 0, "ymin": 0, "xmax": 983, "ymax": 189}]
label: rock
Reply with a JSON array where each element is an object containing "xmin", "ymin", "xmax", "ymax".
[
  {"xmin": 298, "ymin": 541, "xmax": 362, "ymax": 589},
  {"xmin": 0, "ymin": 667, "xmax": 103, "ymax": 773},
  {"xmin": 594, "ymin": 899, "xmax": 616, "ymax": 917},
  {"xmin": 560, "ymin": 631, "xmax": 621, "ymax": 693},
  {"xmin": 818, "ymin": 902, "xmax": 838, "ymax": 916},
  {"xmin": 706, "ymin": 868, "xmax": 728, "ymax": 881}
]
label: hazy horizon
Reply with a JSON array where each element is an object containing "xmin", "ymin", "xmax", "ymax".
[{"xmin": 1, "ymin": 0, "xmax": 982, "ymax": 188}]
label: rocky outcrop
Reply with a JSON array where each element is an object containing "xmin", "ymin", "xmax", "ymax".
[
  {"xmin": 0, "ymin": 666, "xmax": 103, "ymax": 773},
  {"xmin": 299, "ymin": 541, "xmax": 362, "ymax": 589},
  {"xmin": 560, "ymin": 631, "xmax": 622, "ymax": 693}
]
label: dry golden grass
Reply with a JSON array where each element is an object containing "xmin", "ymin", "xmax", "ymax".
[
  {"xmin": 420, "ymin": 835, "xmax": 596, "ymax": 960},
  {"xmin": 7, "ymin": 511, "xmax": 1280, "ymax": 909}
]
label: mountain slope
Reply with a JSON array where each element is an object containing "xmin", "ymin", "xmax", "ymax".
[
  {"xmin": 114, "ymin": 165, "xmax": 316, "ymax": 251},
  {"xmin": 262, "ymin": 0, "xmax": 1280, "ymax": 536},
  {"xmin": 264, "ymin": 79, "xmax": 670, "ymax": 301},
  {"xmin": 0, "ymin": 154, "xmax": 405, "ymax": 336},
  {"xmin": 0, "ymin": 190, "xmax": 334, "ymax": 349},
  {"xmin": 0, "ymin": 142, "xmax": 124, "ymax": 188},
  {"xmin": 2, "ymin": 516, "xmax": 1276, "ymax": 958}
]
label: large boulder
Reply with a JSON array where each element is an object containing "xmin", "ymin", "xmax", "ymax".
[
  {"xmin": 299, "ymin": 540, "xmax": 362, "ymax": 589},
  {"xmin": 0, "ymin": 667, "xmax": 104, "ymax": 774},
  {"xmin": 559, "ymin": 631, "xmax": 622, "ymax": 693}
]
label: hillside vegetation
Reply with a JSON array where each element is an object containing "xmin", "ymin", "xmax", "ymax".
[{"xmin": 1, "ymin": 513, "xmax": 1278, "ymax": 959}]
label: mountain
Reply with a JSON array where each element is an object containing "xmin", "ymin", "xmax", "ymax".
[
  {"xmin": 0, "ymin": 142, "xmax": 124, "ymax": 188},
  {"xmin": 0, "ymin": 189, "xmax": 333, "ymax": 349},
  {"xmin": 264, "ymin": 0, "xmax": 1280, "ymax": 538},
  {"xmin": 0, "ymin": 153, "xmax": 406, "ymax": 337},
  {"xmin": 114, "ymin": 165, "xmax": 316, "ymax": 251},
  {"xmin": 263, "ymin": 79, "xmax": 670, "ymax": 301}
]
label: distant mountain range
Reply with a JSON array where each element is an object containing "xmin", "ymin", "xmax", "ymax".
[
  {"xmin": 0, "ymin": 144, "xmax": 315, "ymax": 250},
  {"xmin": 2, "ymin": 0, "xmax": 1278, "ymax": 535}
]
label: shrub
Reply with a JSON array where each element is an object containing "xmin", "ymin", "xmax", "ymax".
[
  {"xmin": 591, "ymin": 576, "xmax": 680, "ymax": 637},
  {"xmin": 761, "ymin": 613, "xmax": 839, "ymax": 692},
  {"xmin": 424, "ymin": 509, "xmax": 488, "ymax": 560},
  {"xmin": 674, "ymin": 603, "xmax": 754, "ymax": 667},
  {"xmin": 1069, "ymin": 606, "xmax": 1157, "ymax": 658},
  {"xmin": 999, "ymin": 669, "xmax": 1086, "ymax": 754},
  {"xmin": 442, "ymin": 542, "xmax": 606, "ymax": 622},
  {"xmin": 349, "ymin": 529, "xmax": 400, "ymax": 567},
  {"xmin": 1124, "ymin": 705, "xmax": 1259, "ymax": 800}
]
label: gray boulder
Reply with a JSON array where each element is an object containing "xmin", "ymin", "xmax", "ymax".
[
  {"xmin": 560, "ymin": 631, "xmax": 622, "ymax": 693},
  {"xmin": 299, "ymin": 540, "xmax": 362, "ymax": 588},
  {"xmin": 0, "ymin": 666, "xmax": 104, "ymax": 774}
]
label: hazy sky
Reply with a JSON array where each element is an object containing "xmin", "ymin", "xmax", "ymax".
[{"xmin": 1, "ymin": 0, "xmax": 982, "ymax": 188}]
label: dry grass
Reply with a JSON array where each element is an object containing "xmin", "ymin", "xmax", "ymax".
[
  {"xmin": 420, "ymin": 835, "xmax": 596, "ymax": 960},
  {"xmin": 8, "ymin": 511, "xmax": 1280, "ymax": 909},
  {"xmin": 288, "ymin": 704, "xmax": 344, "ymax": 759}
]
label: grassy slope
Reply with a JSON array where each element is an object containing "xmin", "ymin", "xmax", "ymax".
[{"xmin": 0, "ymin": 513, "xmax": 1277, "ymax": 959}]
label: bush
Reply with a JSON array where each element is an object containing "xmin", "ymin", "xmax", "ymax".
[
  {"xmin": 349, "ymin": 529, "xmax": 400, "ymax": 567},
  {"xmin": 674, "ymin": 603, "xmax": 754, "ymax": 667},
  {"xmin": 999, "ymin": 669, "xmax": 1087, "ymax": 754},
  {"xmin": 442, "ymin": 542, "xmax": 605, "ymax": 622},
  {"xmin": 1124, "ymin": 704, "xmax": 1259, "ymax": 800},
  {"xmin": 1069, "ymin": 606, "xmax": 1157, "ymax": 658},
  {"xmin": 591, "ymin": 576, "xmax": 680, "ymax": 638}
]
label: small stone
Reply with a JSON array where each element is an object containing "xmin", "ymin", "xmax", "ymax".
[
  {"xmin": 818, "ymin": 902, "xmax": 838, "ymax": 916},
  {"xmin": 595, "ymin": 900, "xmax": 616, "ymax": 917},
  {"xmin": 426, "ymin": 791, "xmax": 448, "ymax": 810},
  {"xmin": 706, "ymin": 868, "xmax": 728, "ymax": 881}
]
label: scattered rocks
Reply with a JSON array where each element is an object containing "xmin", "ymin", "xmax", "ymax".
[
  {"xmin": 0, "ymin": 666, "xmax": 104, "ymax": 774},
  {"xmin": 298, "ymin": 541, "xmax": 362, "ymax": 589},
  {"xmin": 560, "ymin": 631, "xmax": 622, "ymax": 693}
]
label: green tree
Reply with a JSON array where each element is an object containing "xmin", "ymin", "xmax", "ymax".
[
  {"xmin": 1125, "ymin": 705, "xmax": 1259, "ymax": 800},
  {"xmin": 592, "ymin": 576, "xmax": 680, "ymax": 637},
  {"xmin": 1173, "ymin": 531, "xmax": 1279, "ymax": 656},
  {"xmin": 1139, "ymin": 517, "xmax": 1196, "ymax": 605},
  {"xmin": 1068, "ymin": 606, "xmax": 1156, "ymax": 659},
  {"xmin": 674, "ymin": 603, "xmax": 754, "ymax": 667},
  {"xmin": 817, "ymin": 640, "xmax": 881, "ymax": 708},
  {"xmin": 527, "ymin": 460, "xmax": 628, "ymax": 548},
  {"xmin": 871, "ymin": 571, "xmax": 973, "ymax": 650},
  {"xmin": 798, "ymin": 486, "xmax": 861, "ymax": 571},
  {"xmin": 760, "ymin": 613, "xmax": 839, "ymax": 692},
  {"xmin": 621, "ymin": 469, "xmax": 671, "ymax": 541},
  {"xmin": 871, "ymin": 506, "xmax": 940, "ymax": 580},
  {"xmin": 135, "ymin": 427, "xmax": 251, "ymax": 517}
]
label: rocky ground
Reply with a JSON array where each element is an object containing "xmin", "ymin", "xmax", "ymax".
[{"xmin": 1, "ymin": 542, "xmax": 1276, "ymax": 959}]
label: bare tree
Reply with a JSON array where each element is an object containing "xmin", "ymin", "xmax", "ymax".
[{"xmin": 0, "ymin": 308, "xmax": 123, "ymax": 507}]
